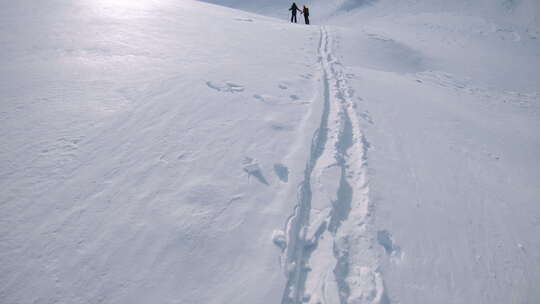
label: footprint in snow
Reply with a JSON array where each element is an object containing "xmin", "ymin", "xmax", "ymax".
[
  {"xmin": 359, "ymin": 111, "xmax": 374, "ymax": 124},
  {"xmin": 377, "ymin": 230, "xmax": 403, "ymax": 263},
  {"xmin": 253, "ymin": 94, "xmax": 265, "ymax": 102},
  {"xmin": 206, "ymin": 81, "xmax": 221, "ymax": 91},
  {"xmin": 243, "ymin": 157, "xmax": 269, "ymax": 185},
  {"xmin": 206, "ymin": 81, "xmax": 244, "ymax": 93},
  {"xmin": 40, "ymin": 137, "xmax": 81, "ymax": 154},
  {"xmin": 269, "ymin": 122, "xmax": 293, "ymax": 131},
  {"xmin": 272, "ymin": 230, "xmax": 287, "ymax": 249},
  {"xmin": 253, "ymin": 94, "xmax": 288, "ymax": 105},
  {"xmin": 273, "ymin": 163, "xmax": 289, "ymax": 182},
  {"xmin": 225, "ymin": 82, "xmax": 244, "ymax": 92}
]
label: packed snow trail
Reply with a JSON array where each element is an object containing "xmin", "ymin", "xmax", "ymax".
[{"xmin": 280, "ymin": 26, "xmax": 385, "ymax": 304}]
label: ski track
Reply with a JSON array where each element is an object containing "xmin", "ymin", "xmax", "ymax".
[{"xmin": 279, "ymin": 27, "xmax": 386, "ymax": 304}]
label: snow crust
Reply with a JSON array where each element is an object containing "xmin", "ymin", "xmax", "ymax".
[
  {"xmin": 1, "ymin": 0, "xmax": 539, "ymax": 303},
  {"xmin": 1, "ymin": 1, "xmax": 320, "ymax": 303}
]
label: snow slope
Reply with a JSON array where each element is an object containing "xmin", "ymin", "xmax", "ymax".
[
  {"xmin": 1, "ymin": 0, "xmax": 539, "ymax": 303},
  {"xmin": 321, "ymin": 1, "xmax": 540, "ymax": 303},
  {"xmin": 1, "ymin": 1, "xmax": 321, "ymax": 303}
]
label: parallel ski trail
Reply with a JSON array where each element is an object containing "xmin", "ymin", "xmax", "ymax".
[
  {"xmin": 280, "ymin": 26, "xmax": 332, "ymax": 304},
  {"xmin": 280, "ymin": 27, "xmax": 385, "ymax": 304}
]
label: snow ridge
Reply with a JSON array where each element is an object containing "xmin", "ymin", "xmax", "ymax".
[{"xmin": 280, "ymin": 27, "xmax": 386, "ymax": 304}]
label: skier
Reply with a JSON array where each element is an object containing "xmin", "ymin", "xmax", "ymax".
[
  {"xmin": 302, "ymin": 5, "xmax": 310, "ymax": 25},
  {"xmin": 289, "ymin": 2, "xmax": 301, "ymax": 23}
]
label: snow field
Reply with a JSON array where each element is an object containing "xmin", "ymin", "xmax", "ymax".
[{"xmin": 1, "ymin": 0, "xmax": 539, "ymax": 303}]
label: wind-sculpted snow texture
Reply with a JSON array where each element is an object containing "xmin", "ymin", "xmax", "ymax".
[
  {"xmin": 1, "ymin": 0, "xmax": 539, "ymax": 303},
  {"xmin": 0, "ymin": 1, "xmax": 322, "ymax": 303},
  {"xmin": 328, "ymin": 1, "xmax": 540, "ymax": 303}
]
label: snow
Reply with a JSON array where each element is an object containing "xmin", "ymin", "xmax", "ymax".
[
  {"xmin": 329, "ymin": 5, "xmax": 540, "ymax": 302},
  {"xmin": 1, "ymin": 0, "xmax": 539, "ymax": 303}
]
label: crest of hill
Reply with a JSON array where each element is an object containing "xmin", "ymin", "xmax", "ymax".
[{"xmin": 198, "ymin": 0, "xmax": 539, "ymax": 29}]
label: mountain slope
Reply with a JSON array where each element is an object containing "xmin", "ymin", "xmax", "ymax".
[
  {"xmin": 324, "ymin": 1, "xmax": 540, "ymax": 303},
  {"xmin": 1, "ymin": 1, "xmax": 322, "ymax": 303},
  {"xmin": 1, "ymin": 0, "xmax": 539, "ymax": 303}
]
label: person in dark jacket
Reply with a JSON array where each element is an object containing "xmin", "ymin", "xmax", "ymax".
[
  {"xmin": 302, "ymin": 5, "xmax": 310, "ymax": 24},
  {"xmin": 289, "ymin": 2, "xmax": 301, "ymax": 23}
]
